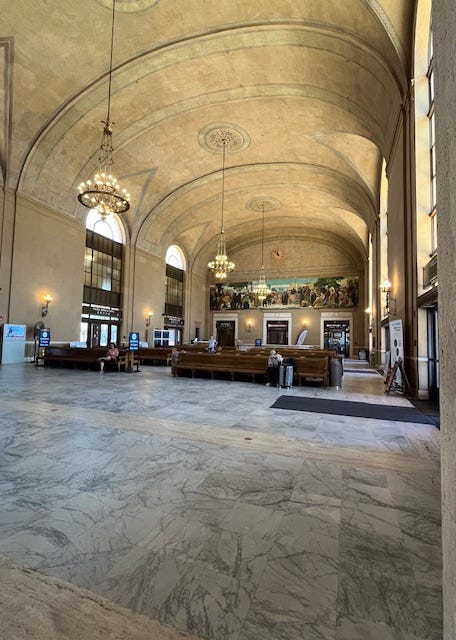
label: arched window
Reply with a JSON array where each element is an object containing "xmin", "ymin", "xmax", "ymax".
[
  {"xmin": 166, "ymin": 244, "xmax": 186, "ymax": 270},
  {"xmin": 86, "ymin": 209, "xmax": 124, "ymax": 243},
  {"xmin": 163, "ymin": 245, "xmax": 185, "ymax": 344},
  {"xmin": 81, "ymin": 211, "xmax": 124, "ymax": 347}
]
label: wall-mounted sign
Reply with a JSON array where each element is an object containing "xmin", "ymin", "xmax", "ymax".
[{"xmin": 163, "ymin": 315, "xmax": 184, "ymax": 326}]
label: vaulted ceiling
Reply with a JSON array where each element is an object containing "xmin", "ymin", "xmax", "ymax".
[{"xmin": 3, "ymin": 0, "xmax": 415, "ymax": 272}]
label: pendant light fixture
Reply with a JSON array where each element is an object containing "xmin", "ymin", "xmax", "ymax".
[
  {"xmin": 77, "ymin": 0, "xmax": 130, "ymax": 219},
  {"xmin": 208, "ymin": 137, "xmax": 235, "ymax": 279},
  {"xmin": 252, "ymin": 201, "xmax": 271, "ymax": 301}
]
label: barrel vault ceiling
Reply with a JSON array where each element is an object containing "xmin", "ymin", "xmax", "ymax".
[{"xmin": 2, "ymin": 0, "xmax": 415, "ymax": 273}]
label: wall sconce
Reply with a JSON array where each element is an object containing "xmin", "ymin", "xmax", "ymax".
[
  {"xmin": 380, "ymin": 280, "xmax": 396, "ymax": 315},
  {"xmin": 145, "ymin": 311, "xmax": 153, "ymax": 327},
  {"xmin": 41, "ymin": 294, "xmax": 53, "ymax": 317},
  {"xmin": 247, "ymin": 321, "xmax": 252, "ymax": 333},
  {"xmin": 302, "ymin": 321, "xmax": 308, "ymax": 330},
  {"xmin": 365, "ymin": 307, "xmax": 373, "ymax": 333}
]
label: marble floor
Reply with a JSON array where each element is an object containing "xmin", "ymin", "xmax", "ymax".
[{"xmin": 0, "ymin": 362, "xmax": 442, "ymax": 640}]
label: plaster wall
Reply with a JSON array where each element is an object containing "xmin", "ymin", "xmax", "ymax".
[
  {"xmin": 433, "ymin": 3, "xmax": 456, "ymax": 637},
  {"xmin": 228, "ymin": 237, "xmax": 362, "ymax": 281},
  {"xmin": 131, "ymin": 249, "xmax": 165, "ymax": 344},
  {"xmin": 9, "ymin": 197, "xmax": 85, "ymax": 342}
]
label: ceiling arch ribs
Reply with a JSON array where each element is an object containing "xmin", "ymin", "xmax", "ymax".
[{"xmin": 18, "ymin": 22, "xmax": 403, "ymax": 219}]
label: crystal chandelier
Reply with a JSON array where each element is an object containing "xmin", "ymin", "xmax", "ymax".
[
  {"xmin": 208, "ymin": 138, "xmax": 235, "ymax": 279},
  {"xmin": 77, "ymin": 0, "xmax": 130, "ymax": 219},
  {"xmin": 252, "ymin": 202, "xmax": 271, "ymax": 301}
]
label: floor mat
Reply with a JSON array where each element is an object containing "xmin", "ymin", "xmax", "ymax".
[{"xmin": 271, "ymin": 395, "xmax": 435, "ymax": 424}]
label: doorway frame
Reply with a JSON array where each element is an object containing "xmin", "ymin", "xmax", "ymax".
[{"xmin": 320, "ymin": 311, "xmax": 353, "ymax": 357}]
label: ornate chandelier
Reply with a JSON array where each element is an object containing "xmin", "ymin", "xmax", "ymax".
[
  {"xmin": 252, "ymin": 201, "xmax": 271, "ymax": 301},
  {"xmin": 77, "ymin": 0, "xmax": 130, "ymax": 219},
  {"xmin": 208, "ymin": 138, "xmax": 235, "ymax": 279}
]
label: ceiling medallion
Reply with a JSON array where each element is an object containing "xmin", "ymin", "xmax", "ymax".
[
  {"xmin": 198, "ymin": 123, "xmax": 250, "ymax": 154},
  {"xmin": 248, "ymin": 197, "xmax": 281, "ymax": 212}
]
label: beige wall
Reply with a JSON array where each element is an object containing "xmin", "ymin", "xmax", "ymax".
[
  {"xmin": 129, "ymin": 248, "xmax": 165, "ymax": 343},
  {"xmin": 9, "ymin": 196, "xmax": 85, "ymax": 342},
  {"xmin": 433, "ymin": 3, "xmax": 456, "ymax": 637}
]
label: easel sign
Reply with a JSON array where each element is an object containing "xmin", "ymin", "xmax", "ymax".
[
  {"xmin": 385, "ymin": 356, "xmax": 411, "ymax": 396},
  {"xmin": 389, "ymin": 319, "xmax": 404, "ymax": 386}
]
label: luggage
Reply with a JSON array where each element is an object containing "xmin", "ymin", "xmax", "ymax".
[
  {"xmin": 284, "ymin": 364, "xmax": 293, "ymax": 388},
  {"xmin": 279, "ymin": 364, "xmax": 294, "ymax": 388},
  {"xmin": 278, "ymin": 364, "xmax": 285, "ymax": 388}
]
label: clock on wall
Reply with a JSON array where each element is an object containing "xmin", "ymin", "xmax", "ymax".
[{"xmin": 271, "ymin": 248, "xmax": 284, "ymax": 262}]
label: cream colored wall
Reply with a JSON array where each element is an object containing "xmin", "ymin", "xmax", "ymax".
[
  {"xmin": 228, "ymin": 236, "xmax": 362, "ymax": 281},
  {"xmin": 433, "ymin": 3, "xmax": 456, "ymax": 637},
  {"xmin": 188, "ymin": 271, "xmax": 207, "ymax": 341},
  {"xmin": 384, "ymin": 100, "xmax": 417, "ymax": 389},
  {"xmin": 131, "ymin": 249, "xmax": 165, "ymax": 344},
  {"xmin": 9, "ymin": 196, "xmax": 85, "ymax": 342}
]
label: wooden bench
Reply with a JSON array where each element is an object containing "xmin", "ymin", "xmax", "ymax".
[
  {"xmin": 43, "ymin": 346, "xmax": 135, "ymax": 371},
  {"xmin": 294, "ymin": 356, "xmax": 329, "ymax": 387},
  {"xmin": 175, "ymin": 352, "xmax": 269, "ymax": 382}
]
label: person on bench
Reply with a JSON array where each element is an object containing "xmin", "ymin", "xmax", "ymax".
[{"xmin": 98, "ymin": 342, "xmax": 119, "ymax": 372}]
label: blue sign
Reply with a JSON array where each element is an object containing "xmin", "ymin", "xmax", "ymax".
[
  {"xmin": 39, "ymin": 329, "xmax": 51, "ymax": 347},
  {"xmin": 255, "ymin": 338, "xmax": 262, "ymax": 347},
  {"xmin": 129, "ymin": 332, "xmax": 139, "ymax": 351}
]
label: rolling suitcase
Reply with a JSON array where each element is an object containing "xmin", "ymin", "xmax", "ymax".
[
  {"xmin": 284, "ymin": 365, "xmax": 293, "ymax": 388},
  {"xmin": 278, "ymin": 364, "xmax": 285, "ymax": 388}
]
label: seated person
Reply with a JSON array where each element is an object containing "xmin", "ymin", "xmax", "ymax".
[
  {"xmin": 99, "ymin": 342, "xmax": 119, "ymax": 372},
  {"xmin": 206, "ymin": 336, "xmax": 217, "ymax": 352},
  {"xmin": 170, "ymin": 348, "xmax": 180, "ymax": 377},
  {"xmin": 266, "ymin": 349, "xmax": 282, "ymax": 387}
]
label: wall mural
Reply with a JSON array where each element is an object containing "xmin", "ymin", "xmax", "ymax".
[{"xmin": 210, "ymin": 276, "xmax": 359, "ymax": 310}]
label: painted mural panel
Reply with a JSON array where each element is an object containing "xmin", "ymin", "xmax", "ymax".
[{"xmin": 210, "ymin": 276, "xmax": 359, "ymax": 310}]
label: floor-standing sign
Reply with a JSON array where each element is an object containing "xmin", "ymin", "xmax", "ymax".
[
  {"xmin": 1, "ymin": 324, "xmax": 26, "ymax": 363},
  {"xmin": 389, "ymin": 319, "xmax": 404, "ymax": 387},
  {"xmin": 128, "ymin": 331, "xmax": 139, "ymax": 372}
]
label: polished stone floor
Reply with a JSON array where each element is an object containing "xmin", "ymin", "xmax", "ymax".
[{"xmin": 0, "ymin": 362, "xmax": 442, "ymax": 640}]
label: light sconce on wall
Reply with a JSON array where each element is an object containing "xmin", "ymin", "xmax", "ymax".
[
  {"xmin": 247, "ymin": 320, "xmax": 252, "ymax": 333},
  {"xmin": 145, "ymin": 311, "xmax": 153, "ymax": 327},
  {"xmin": 41, "ymin": 294, "xmax": 53, "ymax": 317},
  {"xmin": 365, "ymin": 307, "xmax": 373, "ymax": 333},
  {"xmin": 380, "ymin": 280, "xmax": 396, "ymax": 315},
  {"xmin": 302, "ymin": 320, "xmax": 308, "ymax": 330}
]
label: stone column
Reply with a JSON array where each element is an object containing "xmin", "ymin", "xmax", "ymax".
[{"xmin": 432, "ymin": 3, "xmax": 456, "ymax": 638}]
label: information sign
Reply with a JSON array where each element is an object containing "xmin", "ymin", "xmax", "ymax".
[{"xmin": 129, "ymin": 331, "xmax": 139, "ymax": 351}]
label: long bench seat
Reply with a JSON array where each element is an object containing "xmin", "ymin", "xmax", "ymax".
[
  {"xmin": 294, "ymin": 356, "xmax": 329, "ymax": 387},
  {"xmin": 43, "ymin": 346, "xmax": 137, "ymax": 371},
  {"xmin": 175, "ymin": 352, "xmax": 329, "ymax": 386},
  {"xmin": 176, "ymin": 352, "xmax": 269, "ymax": 382}
]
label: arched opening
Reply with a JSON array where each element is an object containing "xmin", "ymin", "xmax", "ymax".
[{"xmin": 80, "ymin": 211, "xmax": 125, "ymax": 348}]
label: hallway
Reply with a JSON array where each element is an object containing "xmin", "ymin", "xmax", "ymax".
[{"xmin": 0, "ymin": 362, "xmax": 442, "ymax": 640}]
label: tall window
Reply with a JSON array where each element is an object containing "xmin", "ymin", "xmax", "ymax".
[
  {"xmin": 81, "ymin": 212, "xmax": 124, "ymax": 347},
  {"xmin": 164, "ymin": 245, "xmax": 185, "ymax": 344},
  {"xmin": 428, "ymin": 27, "xmax": 437, "ymax": 254}
]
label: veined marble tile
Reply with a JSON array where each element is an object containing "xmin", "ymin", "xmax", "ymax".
[
  {"xmin": 342, "ymin": 501, "xmax": 402, "ymax": 539},
  {"xmin": 0, "ymin": 365, "xmax": 442, "ymax": 640},
  {"xmin": 248, "ymin": 551, "xmax": 338, "ymax": 629},
  {"xmin": 219, "ymin": 502, "xmax": 284, "ymax": 539},
  {"xmin": 336, "ymin": 618, "xmax": 423, "ymax": 640},
  {"xmin": 337, "ymin": 565, "xmax": 432, "ymax": 638}
]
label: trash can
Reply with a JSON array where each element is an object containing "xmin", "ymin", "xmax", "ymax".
[
  {"xmin": 358, "ymin": 349, "xmax": 367, "ymax": 361},
  {"xmin": 329, "ymin": 357, "xmax": 343, "ymax": 387}
]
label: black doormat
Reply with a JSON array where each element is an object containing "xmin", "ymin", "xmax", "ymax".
[{"xmin": 270, "ymin": 395, "xmax": 436, "ymax": 425}]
